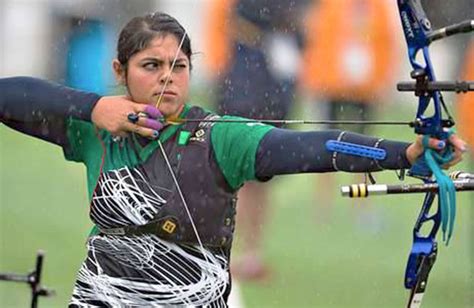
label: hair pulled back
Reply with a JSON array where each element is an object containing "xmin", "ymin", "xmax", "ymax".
[{"xmin": 117, "ymin": 12, "xmax": 192, "ymax": 69}]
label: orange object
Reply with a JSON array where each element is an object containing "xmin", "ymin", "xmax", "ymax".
[
  {"xmin": 457, "ymin": 41, "xmax": 474, "ymax": 151},
  {"xmin": 202, "ymin": 0, "xmax": 237, "ymax": 77},
  {"xmin": 300, "ymin": 0, "xmax": 399, "ymax": 102}
]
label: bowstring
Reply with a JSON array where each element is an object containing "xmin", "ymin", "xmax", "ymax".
[
  {"xmin": 155, "ymin": 31, "xmax": 211, "ymax": 266},
  {"xmin": 155, "ymin": 32, "xmax": 187, "ymax": 109}
]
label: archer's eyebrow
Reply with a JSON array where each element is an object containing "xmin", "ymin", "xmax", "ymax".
[
  {"xmin": 174, "ymin": 57, "xmax": 189, "ymax": 64},
  {"xmin": 140, "ymin": 57, "xmax": 188, "ymax": 65}
]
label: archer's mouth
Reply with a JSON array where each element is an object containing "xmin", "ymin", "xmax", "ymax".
[{"xmin": 155, "ymin": 91, "xmax": 177, "ymax": 97}]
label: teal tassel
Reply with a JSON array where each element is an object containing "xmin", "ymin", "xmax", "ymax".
[{"xmin": 422, "ymin": 135, "xmax": 456, "ymax": 245}]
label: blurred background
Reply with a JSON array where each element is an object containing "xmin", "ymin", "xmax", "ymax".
[{"xmin": 0, "ymin": 0, "xmax": 473, "ymax": 307}]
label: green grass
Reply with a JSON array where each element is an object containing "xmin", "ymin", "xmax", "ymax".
[
  {"xmin": 0, "ymin": 104, "xmax": 472, "ymax": 307},
  {"xmin": 0, "ymin": 129, "xmax": 92, "ymax": 307}
]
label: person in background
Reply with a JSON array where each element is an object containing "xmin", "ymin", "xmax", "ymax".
[
  {"xmin": 299, "ymin": 0, "xmax": 399, "ymax": 224},
  {"xmin": 203, "ymin": 0, "xmax": 308, "ymax": 281}
]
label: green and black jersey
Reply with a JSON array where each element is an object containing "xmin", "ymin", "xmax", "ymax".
[{"xmin": 64, "ymin": 104, "xmax": 274, "ymax": 199}]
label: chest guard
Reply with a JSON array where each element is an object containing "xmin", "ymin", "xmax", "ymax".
[{"xmin": 93, "ymin": 107, "xmax": 238, "ymax": 248}]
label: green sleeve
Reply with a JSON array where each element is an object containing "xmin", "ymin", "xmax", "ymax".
[
  {"xmin": 63, "ymin": 118, "xmax": 100, "ymax": 163},
  {"xmin": 210, "ymin": 116, "xmax": 274, "ymax": 190}
]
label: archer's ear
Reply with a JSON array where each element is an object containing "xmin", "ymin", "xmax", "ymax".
[{"xmin": 112, "ymin": 59, "xmax": 126, "ymax": 85}]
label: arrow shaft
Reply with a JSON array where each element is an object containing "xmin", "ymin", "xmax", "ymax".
[{"xmin": 170, "ymin": 118, "xmax": 415, "ymax": 126}]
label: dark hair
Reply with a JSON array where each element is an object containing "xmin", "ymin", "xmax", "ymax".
[{"xmin": 117, "ymin": 12, "xmax": 192, "ymax": 69}]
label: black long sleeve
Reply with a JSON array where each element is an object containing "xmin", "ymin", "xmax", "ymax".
[
  {"xmin": 0, "ymin": 77, "xmax": 101, "ymax": 146},
  {"xmin": 255, "ymin": 128, "xmax": 411, "ymax": 179}
]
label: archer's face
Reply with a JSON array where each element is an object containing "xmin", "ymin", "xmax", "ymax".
[{"xmin": 115, "ymin": 34, "xmax": 190, "ymax": 118}]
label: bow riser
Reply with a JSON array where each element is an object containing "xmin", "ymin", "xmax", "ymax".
[
  {"xmin": 396, "ymin": 1, "xmax": 472, "ymax": 306},
  {"xmin": 398, "ymin": 0, "xmax": 451, "ymax": 140},
  {"xmin": 398, "ymin": 2, "xmax": 443, "ymax": 302},
  {"xmin": 399, "ymin": 0, "xmax": 430, "ymax": 50}
]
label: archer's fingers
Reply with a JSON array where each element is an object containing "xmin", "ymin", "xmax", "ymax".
[
  {"xmin": 449, "ymin": 145, "xmax": 465, "ymax": 165},
  {"xmin": 425, "ymin": 137, "xmax": 447, "ymax": 150},
  {"xmin": 135, "ymin": 117, "xmax": 164, "ymax": 131},
  {"xmin": 442, "ymin": 155, "xmax": 463, "ymax": 169},
  {"xmin": 441, "ymin": 134, "xmax": 467, "ymax": 169},
  {"xmin": 133, "ymin": 104, "xmax": 163, "ymax": 120},
  {"xmin": 448, "ymin": 134, "xmax": 467, "ymax": 152},
  {"xmin": 127, "ymin": 110, "xmax": 164, "ymax": 132},
  {"xmin": 123, "ymin": 122, "xmax": 160, "ymax": 140}
]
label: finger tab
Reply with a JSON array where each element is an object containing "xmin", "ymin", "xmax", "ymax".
[
  {"xmin": 144, "ymin": 105, "xmax": 163, "ymax": 119},
  {"xmin": 144, "ymin": 119, "xmax": 164, "ymax": 131}
]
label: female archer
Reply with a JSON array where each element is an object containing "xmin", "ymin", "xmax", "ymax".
[{"xmin": 0, "ymin": 12, "xmax": 465, "ymax": 306}]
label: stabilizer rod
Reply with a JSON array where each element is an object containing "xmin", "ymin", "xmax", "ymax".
[{"xmin": 341, "ymin": 179, "xmax": 474, "ymax": 198}]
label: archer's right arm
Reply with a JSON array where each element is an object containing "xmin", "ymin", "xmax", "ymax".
[
  {"xmin": 1, "ymin": 77, "xmax": 164, "ymax": 143},
  {"xmin": 0, "ymin": 77, "xmax": 100, "ymax": 146}
]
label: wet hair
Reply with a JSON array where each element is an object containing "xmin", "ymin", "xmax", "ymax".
[{"xmin": 116, "ymin": 12, "xmax": 192, "ymax": 69}]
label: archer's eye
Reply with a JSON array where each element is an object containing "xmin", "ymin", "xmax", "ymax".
[
  {"xmin": 173, "ymin": 63, "xmax": 188, "ymax": 71},
  {"xmin": 143, "ymin": 62, "xmax": 159, "ymax": 70}
]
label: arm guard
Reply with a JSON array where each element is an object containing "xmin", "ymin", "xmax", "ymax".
[{"xmin": 255, "ymin": 128, "xmax": 411, "ymax": 179}]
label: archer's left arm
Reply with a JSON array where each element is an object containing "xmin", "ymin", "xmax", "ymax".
[{"xmin": 255, "ymin": 128, "xmax": 411, "ymax": 179}]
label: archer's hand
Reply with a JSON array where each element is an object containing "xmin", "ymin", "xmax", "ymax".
[
  {"xmin": 91, "ymin": 96, "xmax": 163, "ymax": 139},
  {"xmin": 406, "ymin": 134, "xmax": 467, "ymax": 168}
]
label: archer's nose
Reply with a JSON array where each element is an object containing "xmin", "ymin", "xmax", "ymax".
[{"xmin": 160, "ymin": 67, "xmax": 173, "ymax": 84}]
